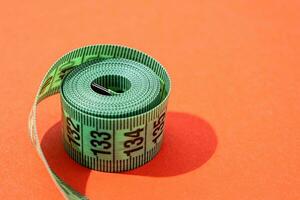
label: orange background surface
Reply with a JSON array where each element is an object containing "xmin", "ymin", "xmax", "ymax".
[{"xmin": 0, "ymin": 0, "xmax": 299, "ymax": 199}]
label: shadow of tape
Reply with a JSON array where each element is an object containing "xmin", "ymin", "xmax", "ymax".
[{"xmin": 41, "ymin": 111, "xmax": 217, "ymax": 194}]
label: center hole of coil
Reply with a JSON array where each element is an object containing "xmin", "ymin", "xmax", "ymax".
[{"xmin": 91, "ymin": 75, "xmax": 131, "ymax": 96}]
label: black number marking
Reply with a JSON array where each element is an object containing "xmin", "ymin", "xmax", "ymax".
[
  {"xmin": 67, "ymin": 117, "xmax": 80, "ymax": 132},
  {"xmin": 124, "ymin": 137, "xmax": 143, "ymax": 148},
  {"xmin": 57, "ymin": 61, "xmax": 75, "ymax": 81},
  {"xmin": 123, "ymin": 146, "xmax": 144, "ymax": 157},
  {"xmin": 66, "ymin": 117, "xmax": 81, "ymax": 147},
  {"xmin": 90, "ymin": 131, "xmax": 112, "ymax": 156},
  {"xmin": 39, "ymin": 76, "xmax": 53, "ymax": 95},
  {"xmin": 152, "ymin": 113, "xmax": 166, "ymax": 143},
  {"xmin": 123, "ymin": 128, "xmax": 144, "ymax": 156}
]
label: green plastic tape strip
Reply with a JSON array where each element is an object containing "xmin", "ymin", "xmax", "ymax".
[{"xmin": 28, "ymin": 44, "xmax": 171, "ymax": 200}]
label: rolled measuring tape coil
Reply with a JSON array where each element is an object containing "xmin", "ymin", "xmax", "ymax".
[{"xmin": 28, "ymin": 44, "xmax": 171, "ymax": 200}]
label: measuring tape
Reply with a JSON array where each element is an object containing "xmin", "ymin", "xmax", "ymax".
[{"xmin": 28, "ymin": 45, "xmax": 171, "ymax": 200}]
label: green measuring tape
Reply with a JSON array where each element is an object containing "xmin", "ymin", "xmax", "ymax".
[{"xmin": 28, "ymin": 44, "xmax": 171, "ymax": 200}]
